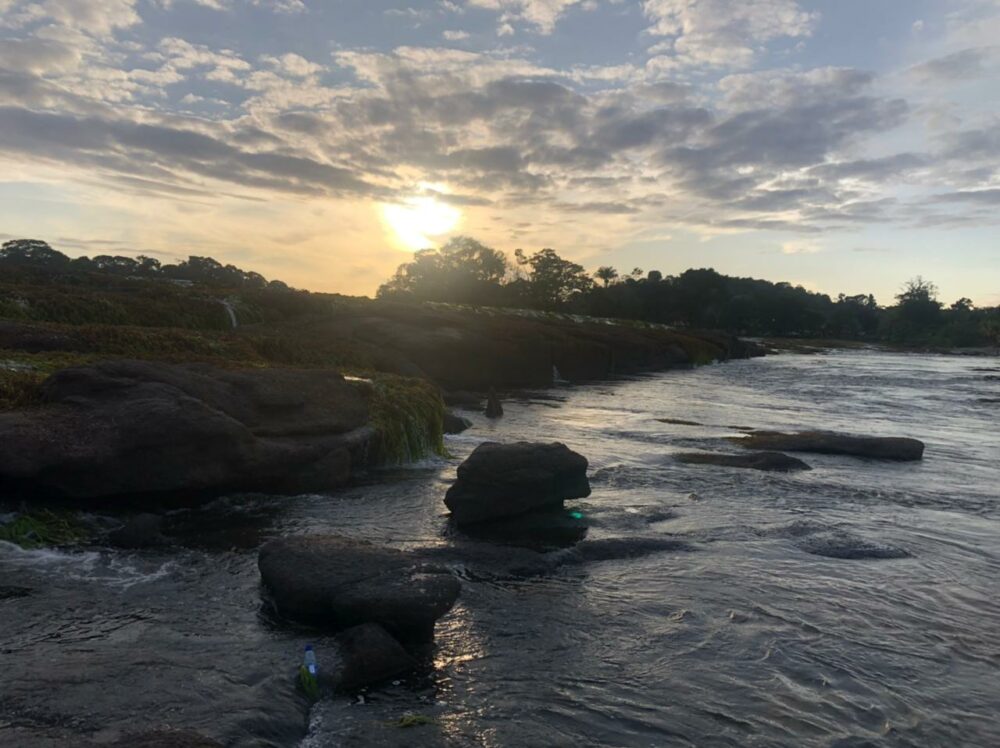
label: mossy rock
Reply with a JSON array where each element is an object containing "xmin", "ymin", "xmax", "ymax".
[{"xmin": 0, "ymin": 509, "xmax": 90, "ymax": 549}]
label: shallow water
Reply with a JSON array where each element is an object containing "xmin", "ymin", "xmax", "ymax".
[{"xmin": 2, "ymin": 350, "xmax": 999, "ymax": 746}]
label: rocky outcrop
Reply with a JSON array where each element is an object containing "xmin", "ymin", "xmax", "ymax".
[
  {"xmin": 107, "ymin": 513, "xmax": 169, "ymax": 548},
  {"xmin": 444, "ymin": 442, "xmax": 591, "ymax": 525},
  {"xmin": 484, "ymin": 388, "xmax": 503, "ymax": 418},
  {"xmin": 0, "ymin": 360, "xmax": 373, "ymax": 503},
  {"xmin": 735, "ymin": 430, "xmax": 925, "ymax": 461},
  {"xmin": 797, "ymin": 532, "xmax": 910, "ymax": 560},
  {"xmin": 451, "ymin": 507, "xmax": 589, "ymax": 549},
  {"xmin": 676, "ymin": 451, "xmax": 812, "ymax": 472},
  {"xmin": 258, "ymin": 535, "xmax": 460, "ymax": 645}
]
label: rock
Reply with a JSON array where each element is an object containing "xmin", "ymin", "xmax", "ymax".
[
  {"xmin": 258, "ymin": 535, "xmax": 460, "ymax": 645},
  {"xmin": 333, "ymin": 623, "xmax": 417, "ymax": 692},
  {"xmin": 442, "ymin": 411, "xmax": 472, "ymax": 434},
  {"xmin": 797, "ymin": 532, "xmax": 910, "ymax": 560},
  {"xmin": 0, "ymin": 585, "xmax": 32, "ymax": 601},
  {"xmin": 452, "ymin": 507, "xmax": 588, "ymax": 549},
  {"xmin": 104, "ymin": 730, "xmax": 223, "ymax": 748},
  {"xmin": 0, "ymin": 360, "xmax": 373, "ymax": 503},
  {"xmin": 565, "ymin": 537, "xmax": 695, "ymax": 563},
  {"xmin": 675, "ymin": 451, "xmax": 812, "ymax": 472},
  {"xmin": 444, "ymin": 441, "xmax": 591, "ymax": 525},
  {"xmin": 484, "ymin": 387, "xmax": 503, "ymax": 418},
  {"xmin": 442, "ymin": 390, "xmax": 483, "ymax": 408},
  {"xmin": 735, "ymin": 430, "xmax": 924, "ymax": 461},
  {"xmin": 107, "ymin": 513, "xmax": 168, "ymax": 549}
]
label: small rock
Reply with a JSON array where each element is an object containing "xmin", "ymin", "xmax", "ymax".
[
  {"xmin": 108, "ymin": 514, "xmax": 168, "ymax": 549},
  {"xmin": 442, "ymin": 412, "xmax": 472, "ymax": 434},
  {"xmin": 675, "ymin": 451, "xmax": 812, "ymax": 472},
  {"xmin": 484, "ymin": 387, "xmax": 503, "ymax": 418},
  {"xmin": 797, "ymin": 532, "xmax": 910, "ymax": 560},
  {"xmin": 735, "ymin": 430, "xmax": 924, "ymax": 461},
  {"xmin": 333, "ymin": 623, "xmax": 417, "ymax": 692}
]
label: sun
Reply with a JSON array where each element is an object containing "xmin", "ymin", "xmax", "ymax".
[{"xmin": 381, "ymin": 196, "xmax": 461, "ymax": 251}]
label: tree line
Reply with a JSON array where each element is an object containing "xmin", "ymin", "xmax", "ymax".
[
  {"xmin": 376, "ymin": 237, "xmax": 1000, "ymax": 348},
  {"xmin": 0, "ymin": 238, "xmax": 290, "ymax": 291}
]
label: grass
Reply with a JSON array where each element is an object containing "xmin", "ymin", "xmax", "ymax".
[
  {"xmin": 366, "ymin": 375, "xmax": 447, "ymax": 465},
  {"xmin": 387, "ymin": 713, "xmax": 438, "ymax": 728},
  {"xmin": 0, "ymin": 509, "xmax": 89, "ymax": 548}
]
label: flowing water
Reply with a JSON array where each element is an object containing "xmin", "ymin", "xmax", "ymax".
[{"xmin": 2, "ymin": 350, "xmax": 998, "ymax": 747}]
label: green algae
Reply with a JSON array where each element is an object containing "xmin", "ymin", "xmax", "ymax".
[
  {"xmin": 367, "ymin": 375, "xmax": 447, "ymax": 466},
  {"xmin": 0, "ymin": 509, "xmax": 89, "ymax": 549}
]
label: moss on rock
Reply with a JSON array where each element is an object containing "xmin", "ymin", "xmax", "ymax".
[
  {"xmin": 367, "ymin": 375, "xmax": 446, "ymax": 465},
  {"xmin": 0, "ymin": 509, "xmax": 89, "ymax": 548}
]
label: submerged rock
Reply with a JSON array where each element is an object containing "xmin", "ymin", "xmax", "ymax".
[
  {"xmin": 0, "ymin": 360, "xmax": 373, "ymax": 503},
  {"xmin": 675, "ymin": 451, "xmax": 812, "ymax": 472},
  {"xmin": 735, "ymin": 430, "xmax": 924, "ymax": 461},
  {"xmin": 107, "ymin": 513, "xmax": 168, "ymax": 549},
  {"xmin": 105, "ymin": 730, "xmax": 223, "ymax": 748},
  {"xmin": 444, "ymin": 441, "xmax": 591, "ymax": 525},
  {"xmin": 258, "ymin": 535, "xmax": 460, "ymax": 645},
  {"xmin": 442, "ymin": 411, "xmax": 473, "ymax": 434},
  {"xmin": 451, "ymin": 507, "xmax": 588, "ymax": 549},
  {"xmin": 797, "ymin": 532, "xmax": 910, "ymax": 560},
  {"xmin": 332, "ymin": 623, "xmax": 417, "ymax": 692}
]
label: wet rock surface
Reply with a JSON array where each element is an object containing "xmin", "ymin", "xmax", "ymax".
[
  {"xmin": 676, "ymin": 451, "xmax": 812, "ymax": 471},
  {"xmin": 331, "ymin": 623, "xmax": 418, "ymax": 692},
  {"xmin": 449, "ymin": 507, "xmax": 589, "ymax": 549},
  {"xmin": 0, "ymin": 360, "xmax": 372, "ymax": 503},
  {"xmin": 258, "ymin": 535, "xmax": 460, "ymax": 645},
  {"xmin": 444, "ymin": 441, "xmax": 591, "ymax": 525},
  {"xmin": 442, "ymin": 412, "xmax": 472, "ymax": 434},
  {"xmin": 797, "ymin": 532, "xmax": 911, "ymax": 560},
  {"xmin": 736, "ymin": 430, "xmax": 925, "ymax": 461}
]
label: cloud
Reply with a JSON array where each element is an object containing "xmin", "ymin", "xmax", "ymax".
[
  {"xmin": 443, "ymin": 29, "xmax": 470, "ymax": 40},
  {"xmin": 2, "ymin": 0, "xmax": 141, "ymax": 36},
  {"xmin": 642, "ymin": 0, "xmax": 818, "ymax": 68},
  {"xmin": 909, "ymin": 46, "xmax": 997, "ymax": 83}
]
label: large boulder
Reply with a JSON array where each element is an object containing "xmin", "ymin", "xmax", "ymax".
[
  {"xmin": 444, "ymin": 441, "xmax": 590, "ymax": 525},
  {"xmin": 735, "ymin": 430, "xmax": 924, "ymax": 461},
  {"xmin": 258, "ymin": 535, "xmax": 460, "ymax": 645},
  {"xmin": 0, "ymin": 360, "xmax": 373, "ymax": 502},
  {"xmin": 675, "ymin": 451, "xmax": 812, "ymax": 472}
]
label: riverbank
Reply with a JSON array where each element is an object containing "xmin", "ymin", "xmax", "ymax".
[{"xmin": 763, "ymin": 337, "xmax": 1000, "ymax": 357}]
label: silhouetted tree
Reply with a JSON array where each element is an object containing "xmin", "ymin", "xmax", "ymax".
[
  {"xmin": 594, "ymin": 266, "xmax": 618, "ymax": 287},
  {"xmin": 514, "ymin": 247, "xmax": 593, "ymax": 308}
]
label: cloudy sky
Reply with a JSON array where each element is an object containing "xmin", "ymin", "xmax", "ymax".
[{"xmin": 1, "ymin": 0, "xmax": 998, "ymax": 304}]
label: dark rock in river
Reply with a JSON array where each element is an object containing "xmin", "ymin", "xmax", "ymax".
[
  {"xmin": 442, "ymin": 411, "xmax": 473, "ymax": 434},
  {"xmin": 676, "ymin": 451, "xmax": 812, "ymax": 472},
  {"xmin": 484, "ymin": 387, "xmax": 504, "ymax": 418},
  {"xmin": 0, "ymin": 360, "xmax": 373, "ymax": 503},
  {"xmin": 332, "ymin": 623, "xmax": 417, "ymax": 692},
  {"xmin": 0, "ymin": 585, "xmax": 32, "ymax": 601},
  {"xmin": 452, "ymin": 507, "xmax": 588, "ymax": 549},
  {"xmin": 107, "ymin": 513, "xmax": 168, "ymax": 549},
  {"xmin": 258, "ymin": 535, "xmax": 460, "ymax": 645},
  {"xmin": 736, "ymin": 430, "xmax": 924, "ymax": 461},
  {"xmin": 444, "ymin": 441, "xmax": 591, "ymax": 525},
  {"xmin": 797, "ymin": 532, "xmax": 910, "ymax": 560}
]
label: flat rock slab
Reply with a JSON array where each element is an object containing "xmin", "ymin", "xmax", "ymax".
[
  {"xmin": 444, "ymin": 441, "xmax": 590, "ymax": 525},
  {"xmin": 258, "ymin": 535, "xmax": 460, "ymax": 645},
  {"xmin": 333, "ymin": 623, "xmax": 417, "ymax": 692},
  {"xmin": 735, "ymin": 430, "xmax": 924, "ymax": 461},
  {"xmin": 676, "ymin": 451, "xmax": 811, "ymax": 472}
]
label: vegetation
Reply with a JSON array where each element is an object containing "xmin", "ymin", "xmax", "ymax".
[
  {"xmin": 0, "ymin": 509, "xmax": 89, "ymax": 548},
  {"xmin": 388, "ymin": 713, "xmax": 438, "ymax": 728},
  {"xmin": 366, "ymin": 375, "xmax": 447, "ymax": 465},
  {"xmin": 377, "ymin": 237, "xmax": 999, "ymax": 349}
]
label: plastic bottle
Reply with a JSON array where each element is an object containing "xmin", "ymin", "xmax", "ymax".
[{"xmin": 303, "ymin": 644, "xmax": 317, "ymax": 676}]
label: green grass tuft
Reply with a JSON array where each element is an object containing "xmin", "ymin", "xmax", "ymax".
[
  {"xmin": 367, "ymin": 375, "xmax": 446, "ymax": 466},
  {"xmin": 0, "ymin": 509, "xmax": 89, "ymax": 548},
  {"xmin": 387, "ymin": 713, "xmax": 438, "ymax": 728}
]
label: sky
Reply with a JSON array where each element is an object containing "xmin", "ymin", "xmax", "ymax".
[{"xmin": 0, "ymin": 0, "xmax": 998, "ymax": 305}]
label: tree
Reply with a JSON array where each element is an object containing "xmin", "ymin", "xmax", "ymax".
[
  {"xmin": 377, "ymin": 236, "xmax": 508, "ymax": 304},
  {"xmin": 594, "ymin": 266, "xmax": 619, "ymax": 287},
  {"xmin": 0, "ymin": 239, "xmax": 70, "ymax": 268},
  {"xmin": 515, "ymin": 248, "xmax": 593, "ymax": 308},
  {"xmin": 646, "ymin": 270, "xmax": 663, "ymax": 283}
]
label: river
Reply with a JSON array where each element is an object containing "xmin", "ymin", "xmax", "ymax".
[{"xmin": 1, "ymin": 350, "xmax": 998, "ymax": 747}]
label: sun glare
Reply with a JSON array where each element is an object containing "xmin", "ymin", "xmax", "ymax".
[{"xmin": 382, "ymin": 196, "xmax": 461, "ymax": 251}]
